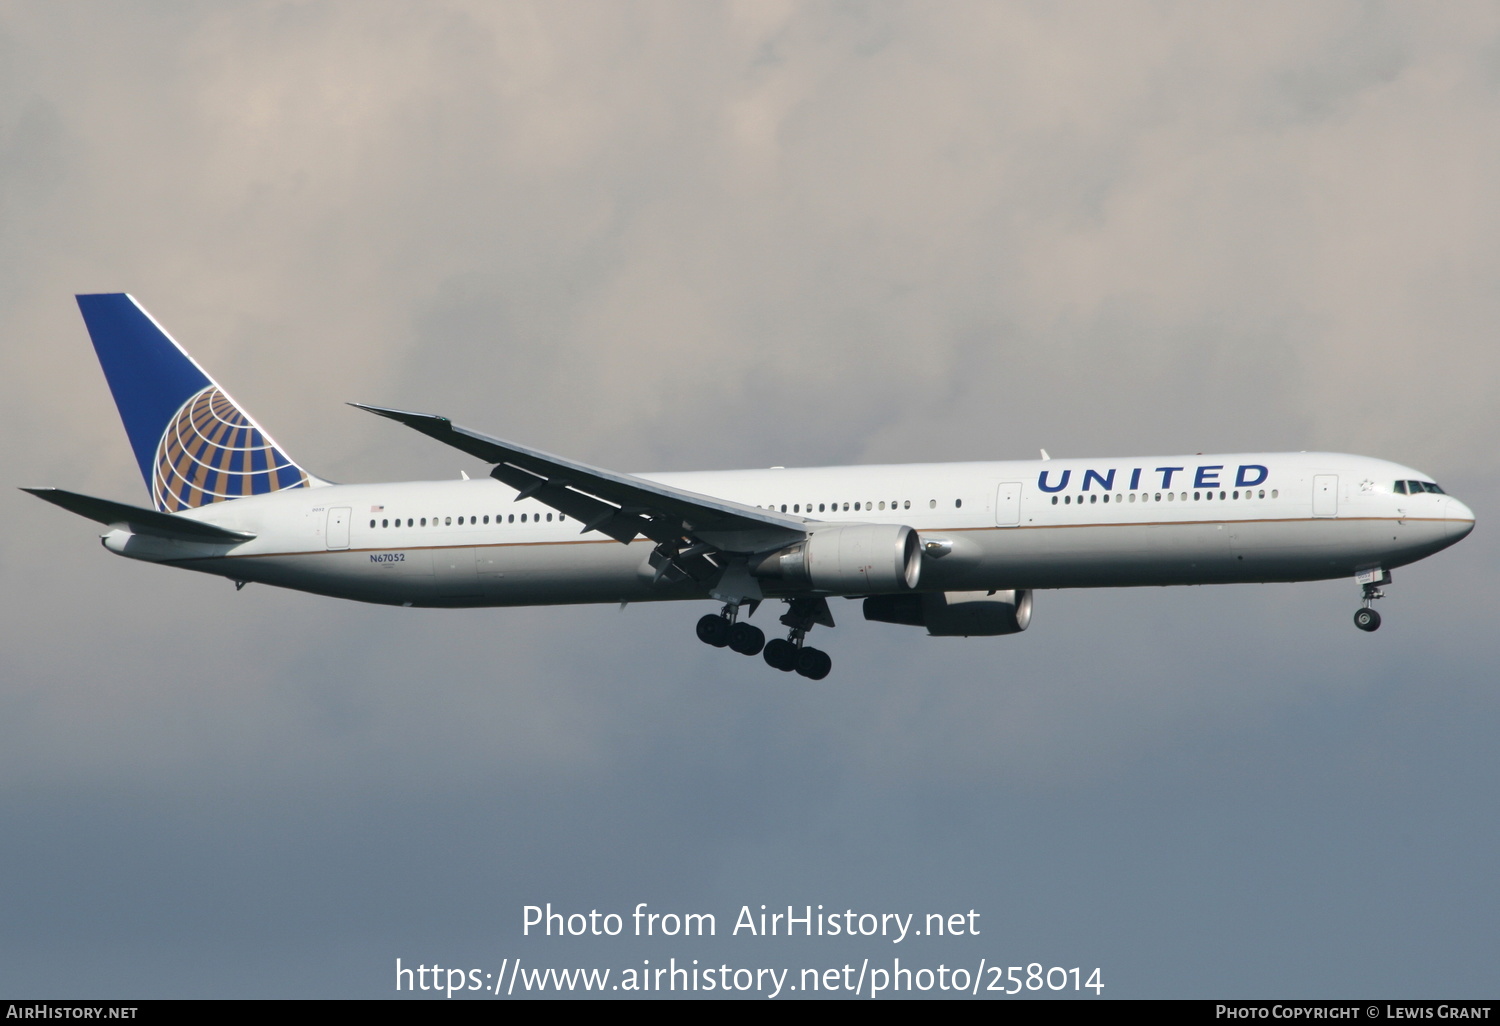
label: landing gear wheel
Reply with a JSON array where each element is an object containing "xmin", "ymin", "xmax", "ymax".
[
  {"xmin": 1354, "ymin": 607, "xmax": 1381, "ymax": 632},
  {"xmin": 763, "ymin": 638, "xmax": 797, "ymax": 671},
  {"xmin": 696, "ymin": 614, "xmax": 730, "ymax": 647},
  {"xmin": 728, "ymin": 622, "xmax": 765, "ymax": 656},
  {"xmin": 795, "ymin": 646, "xmax": 832, "ymax": 680}
]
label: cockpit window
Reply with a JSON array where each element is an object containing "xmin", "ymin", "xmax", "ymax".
[{"xmin": 1397, "ymin": 480, "xmax": 1446, "ymax": 495}]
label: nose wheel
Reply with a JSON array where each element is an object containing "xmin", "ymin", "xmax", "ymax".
[{"xmin": 1352, "ymin": 569, "xmax": 1391, "ymax": 632}]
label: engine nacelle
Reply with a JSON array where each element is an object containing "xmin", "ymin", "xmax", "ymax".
[
  {"xmin": 863, "ymin": 589, "xmax": 1032, "ymax": 637},
  {"xmin": 754, "ymin": 524, "xmax": 921, "ymax": 594}
]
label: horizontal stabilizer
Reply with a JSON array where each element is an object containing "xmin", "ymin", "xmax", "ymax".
[{"xmin": 22, "ymin": 487, "xmax": 256, "ymax": 543}]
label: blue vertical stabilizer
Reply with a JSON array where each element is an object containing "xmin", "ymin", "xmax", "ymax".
[{"xmin": 75, "ymin": 294, "xmax": 313, "ymax": 512}]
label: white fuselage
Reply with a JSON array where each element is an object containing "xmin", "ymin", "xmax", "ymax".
[{"xmin": 102, "ymin": 451, "xmax": 1475, "ymax": 609}]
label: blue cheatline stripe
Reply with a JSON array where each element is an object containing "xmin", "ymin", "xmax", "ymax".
[{"xmin": 77, "ymin": 294, "xmax": 212, "ymax": 490}]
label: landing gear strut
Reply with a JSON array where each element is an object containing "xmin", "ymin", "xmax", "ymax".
[
  {"xmin": 1353, "ymin": 569, "xmax": 1391, "ymax": 632},
  {"xmin": 762, "ymin": 597, "xmax": 833, "ymax": 680}
]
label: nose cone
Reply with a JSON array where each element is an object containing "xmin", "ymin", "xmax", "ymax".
[{"xmin": 1445, "ymin": 497, "xmax": 1476, "ymax": 540}]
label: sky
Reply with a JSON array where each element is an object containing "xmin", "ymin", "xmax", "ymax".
[{"xmin": 2, "ymin": 1, "xmax": 1497, "ymax": 999}]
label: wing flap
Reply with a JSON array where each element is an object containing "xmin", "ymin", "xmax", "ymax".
[{"xmin": 22, "ymin": 487, "xmax": 256, "ymax": 543}]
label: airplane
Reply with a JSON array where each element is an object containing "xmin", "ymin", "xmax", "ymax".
[{"xmin": 25, "ymin": 294, "xmax": 1476, "ymax": 680}]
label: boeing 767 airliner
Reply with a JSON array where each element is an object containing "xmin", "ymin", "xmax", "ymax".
[{"xmin": 26, "ymin": 294, "xmax": 1475, "ymax": 679}]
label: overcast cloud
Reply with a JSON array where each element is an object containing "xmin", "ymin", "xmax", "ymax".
[{"xmin": 1, "ymin": 1, "xmax": 1497, "ymax": 998}]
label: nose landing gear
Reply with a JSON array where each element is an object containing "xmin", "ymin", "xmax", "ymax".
[{"xmin": 1353, "ymin": 569, "xmax": 1391, "ymax": 632}]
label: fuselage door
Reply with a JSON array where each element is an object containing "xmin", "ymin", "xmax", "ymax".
[
  {"xmin": 995, "ymin": 481, "xmax": 1021, "ymax": 527},
  {"xmin": 1312, "ymin": 475, "xmax": 1338, "ymax": 517},
  {"xmin": 326, "ymin": 506, "xmax": 352, "ymax": 549}
]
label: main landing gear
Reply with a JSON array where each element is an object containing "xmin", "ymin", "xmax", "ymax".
[
  {"xmin": 696, "ymin": 607, "xmax": 766, "ymax": 655},
  {"xmin": 764, "ymin": 596, "xmax": 834, "ymax": 680},
  {"xmin": 1353, "ymin": 569, "xmax": 1391, "ymax": 632},
  {"xmin": 694, "ymin": 596, "xmax": 834, "ymax": 680}
]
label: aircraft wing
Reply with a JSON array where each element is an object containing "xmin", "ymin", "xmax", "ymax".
[
  {"xmin": 22, "ymin": 487, "xmax": 256, "ymax": 543},
  {"xmin": 350, "ymin": 405, "xmax": 808, "ymax": 562}
]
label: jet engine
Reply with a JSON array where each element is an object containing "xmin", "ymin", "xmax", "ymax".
[
  {"xmin": 863, "ymin": 589, "xmax": 1032, "ymax": 637},
  {"xmin": 754, "ymin": 524, "xmax": 921, "ymax": 594}
]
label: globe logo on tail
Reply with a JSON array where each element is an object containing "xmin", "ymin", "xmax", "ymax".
[{"xmin": 152, "ymin": 385, "xmax": 309, "ymax": 512}]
